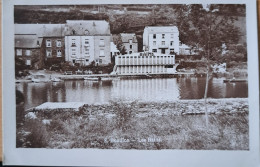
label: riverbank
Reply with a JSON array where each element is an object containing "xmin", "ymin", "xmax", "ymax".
[
  {"xmin": 17, "ymin": 98, "xmax": 249, "ymax": 150},
  {"xmin": 15, "ymin": 67, "xmax": 248, "ymax": 83}
]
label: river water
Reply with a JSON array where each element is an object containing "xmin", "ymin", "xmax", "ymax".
[{"xmin": 16, "ymin": 77, "xmax": 248, "ymax": 110}]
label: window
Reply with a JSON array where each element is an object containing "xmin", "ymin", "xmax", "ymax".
[
  {"xmin": 153, "ymin": 41, "xmax": 156, "ymax": 46},
  {"xmin": 130, "ymin": 45, "xmax": 132, "ymax": 49},
  {"xmin": 71, "ymin": 39, "xmax": 76, "ymax": 47},
  {"xmin": 46, "ymin": 50, "xmax": 52, "ymax": 57},
  {"xmin": 72, "ymin": 59, "xmax": 76, "ymax": 63},
  {"xmin": 129, "ymin": 39, "xmax": 133, "ymax": 44},
  {"xmin": 152, "ymin": 49, "xmax": 157, "ymax": 53},
  {"xmin": 37, "ymin": 40, "xmax": 40, "ymax": 46},
  {"xmin": 129, "ymin": 51, "xmax": 132, "ymax": 54},
  {"xmin": 85, "ymin": 39, "xmax": 89, "ymax": 45},
  {"xmin": 161, "ymin": 48, "xmax": 166, "ymax": 54},
  {"xmin": 100, "ymin": 49, "xmax": 105, "ymax": 57},
  {"xmin": 56, "ymin": 40, "xmax": 62, "ymax": 47},
  {"xmin": 162, "ymin": 34, "xmax": 165, "ymax": 39},
  {"xmin": 99, "ymin": 39, "xmax": 105, "ymax": 46},
  {"xmin": 25, "ymin": 50, "xmax": 31, "ymax": 56},
  {"xmin": 170, "ymin": 41, "xmax": 174, "ymax": 46},
  {"xmin": 153, "ymin": 34, "xmax": 156, "ymax": 39},
  {"xmin": 171, "ymin": 34, "xmax": 174, "ymax": 38},
  {"xmin": 16, "ymin": 49, "xmax": 22, "ymax": 56},
  {"xmin": 26, "ymin": 60, "xmax": 31, "ymax": 66},
  {"xmin": 85, "ymin": 48, "xmax": 89, "ymax": 55},
  {"xmin": 99, "ymin": 59, "xmax": 102, "ymax": 63},
  {"xmin": 162, "ymin": 41, "xmax": 165, "ymax": 45},
  {"xmin": 86, "ymin": 59, "xmax": 89, "ymax": 62},
  {"xmin": 46, "ymin": 40, "xmax": 51, "ymax": 47},
  {"xmin": 85, "ymin": 30, "xmax": 89, "ymax": 35},
  {"xmin": 57, "ymin": 50, "xmax": 62, "ymax": 57}
]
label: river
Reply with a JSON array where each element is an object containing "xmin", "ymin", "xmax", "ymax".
[{"xmin": 16, "ymin": 77, "xmax": 248, "ymax": 110}]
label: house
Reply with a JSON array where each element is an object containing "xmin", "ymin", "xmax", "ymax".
[
  {"xmin": 114, "ymin": 52, "xmax": 177, "ymax": 75},
  {"xmin": 110, "ymin": 42, "xmax": 120, "ymax": 57},
  {"xmin": 143, "ymin": 26, "xmax": 179, "ymax": 55},
  {"xmin": 120, "ymin": 33, "xmax": 138, "ymax": 54},
  {"xmin": 15, "ymin": 24, "xmax": 66, "ymax": 68},
  {"xmin": 64, "ymin": 20, "xmax": 111, "ymax": 66},
  {"xmin": 15, "ymin": 34, "xmax": 43, "ymax": 69}
]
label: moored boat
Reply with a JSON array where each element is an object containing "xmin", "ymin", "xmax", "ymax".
[
  {"xmin": 31, "ymin": 74, "xmax": 49, "ymax": 83},
  {"xmin": 84, "ymin": 77, "xmax": 101, "ymax": 81}
]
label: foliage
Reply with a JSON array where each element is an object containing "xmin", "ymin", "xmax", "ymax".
[
  {"xmin": 15, "ymin": 57, "xmax": 30, "ymax": 77},
  {"xmin": 110, "ymin": 101, "xmax": 137, "ymax": 131},
  {"xmin": 112, "ymin": 34, "xmax": 127, "ymax": 55},
  {"xmin": 22, "ymin": 118, "xmax": 49, "ymax": 148}
]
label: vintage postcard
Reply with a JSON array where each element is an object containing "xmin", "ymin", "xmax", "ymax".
[{"xmin": 2, "ymin": 0, "xmax": 259, "ymax": 166}]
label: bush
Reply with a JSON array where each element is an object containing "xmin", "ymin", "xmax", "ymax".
[
  {"xmin": 110, "ymin": 101, "xmax": 137, "ymax": 131},
  {"xmin": 23, "ymin": 119, "xmax": 49, "ymax": 148}
]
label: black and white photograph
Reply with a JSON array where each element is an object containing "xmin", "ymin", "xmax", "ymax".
[{"xmin": 2, "ymin": 0, "xmax": 259, "ymax": 166}]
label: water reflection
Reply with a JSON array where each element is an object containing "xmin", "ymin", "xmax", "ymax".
[{"xmin": 16, "ymin": 77, "xmax": 248, "ymax": 110}]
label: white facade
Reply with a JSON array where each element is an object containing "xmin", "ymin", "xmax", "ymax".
[
  {"xmin": 64, "ymin": 20, "xmax": 111, "ymax": 66},
  {"xmin": 115, "ymin": 52, "xmax": 177, "ymax": 75},
  {"xmin": 65, "ymin": 36, "xmax": 95, "ymax": 65},
  {"xmin": 143, "ymin": 26, "xmax": 179, "ymax": 55}
]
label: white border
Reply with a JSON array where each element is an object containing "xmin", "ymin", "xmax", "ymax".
[{"xmin": 3, "ymin": 0, "xmax": 259, "ymax": 166}]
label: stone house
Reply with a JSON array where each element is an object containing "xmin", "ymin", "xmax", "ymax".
[
  {"xmin": 15, "ymin": 34, "xmax": 43, "ymax": 69},
  {"xmin": 120, "ymin": 33, "xmax": 138, "ymax": 54}
]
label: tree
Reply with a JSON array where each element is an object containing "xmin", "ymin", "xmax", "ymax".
[
  {"xmin": 177, "ymin": 4, "xmax": 241, "ymax": 128},
  {"xmin": 112, "ymin": 34, "xmax": 127, "ymax": 55}
]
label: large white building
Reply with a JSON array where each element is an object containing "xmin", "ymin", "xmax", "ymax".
[
  {"xmin": 64, "ymin": 20, "xmax": 111, "ymax": 66},
  {"xmin": 143, "ymin": 26, "xmax": 179, "ymax": 55},
  {"xmin": 115, "ymin": 52, "xmax": 177, "ymax": 75}
]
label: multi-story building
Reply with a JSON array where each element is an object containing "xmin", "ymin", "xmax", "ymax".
[
  {"xmin": 64, "ymin": 20, "xmax": 111, "ymax": 66},
  {"xmin": 15, "ymin": 24, "xmax": 65, "ymax": 68},
  {"xmin": 120, "ymin": 33, "xmax": 138, "ymax": 54},
  {"xmin": 114, "ymin": 52, "xmax": 177, "ymax": 75},
  {"xmin": 143, "ymin": 26, "xmax": 179, "ymax": 55},
  {"xmin": 15, "ymin": 34, "xmax": 43, "ymax": 69},
  {"xmin": 15, "ymin": 20, "xmax": 112, "ymax": 68}
]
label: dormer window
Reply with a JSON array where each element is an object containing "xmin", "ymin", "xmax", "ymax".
[{"xmin": 85, "ymin": 30, "xmax": 89, "ymax": 35}]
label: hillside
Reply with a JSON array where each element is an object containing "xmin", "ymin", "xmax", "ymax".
[{"xmin": 14, "ymin": 5, "xmax": 246, "ymax": 51}]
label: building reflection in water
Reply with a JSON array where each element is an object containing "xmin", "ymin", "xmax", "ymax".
[
  {"xmin": 15, "ymin": 77, "xmax": 248, "ymax": 110},
  {"xmin": 111, "ymin": 78, "xmax": 179, "ymax": 102}
]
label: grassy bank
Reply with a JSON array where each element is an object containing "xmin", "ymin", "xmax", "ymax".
[{"xmin": 17, "ymin": 98, "xmax": 249, "ymax": 150}]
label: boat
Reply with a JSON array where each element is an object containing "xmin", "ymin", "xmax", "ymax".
[
  {"xmin": 101, "ymin": 77, "xmax": 120, "ymax": 81},
  {"xmin": 51, "ymin": 77, "xmax": 62, "ymax": 82},
  {"xmin": 84, "ymin": 77, "xmax": 101, "ymax": 81},
  {"xmin": 223, "ymin": 79, "xmax": 247, "ymax": 83},
  {"xmin": 31, "ymin": 74, "xmax": 49, "ymax": 83}
]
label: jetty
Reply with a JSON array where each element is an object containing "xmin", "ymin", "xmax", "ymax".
[{"xmin": 33, "ymin": 102, "xmax": 85, "ymax": 112}]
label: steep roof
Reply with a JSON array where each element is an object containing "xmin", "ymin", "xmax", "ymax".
[
  {"xmin": 65, "ymin": 20, "xmax": 110, "ymax": 36},
  {"xmin": 15, "ymin": 34, "xmax": 43, "ymax": 48},
  {"xmin": 144, "ymin": 26, "xmax": 179, "ymax": 33},
  {"xmin": 15, "ymin": 24, "xmax": 65, "ymax": 37},
  {"xmin": 120, "ymin": 33, "xmax": 138, "ymax": 43},
  {"xmin": 110, "ymin": 42, "xmax": 119, "ymax": 52}
]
